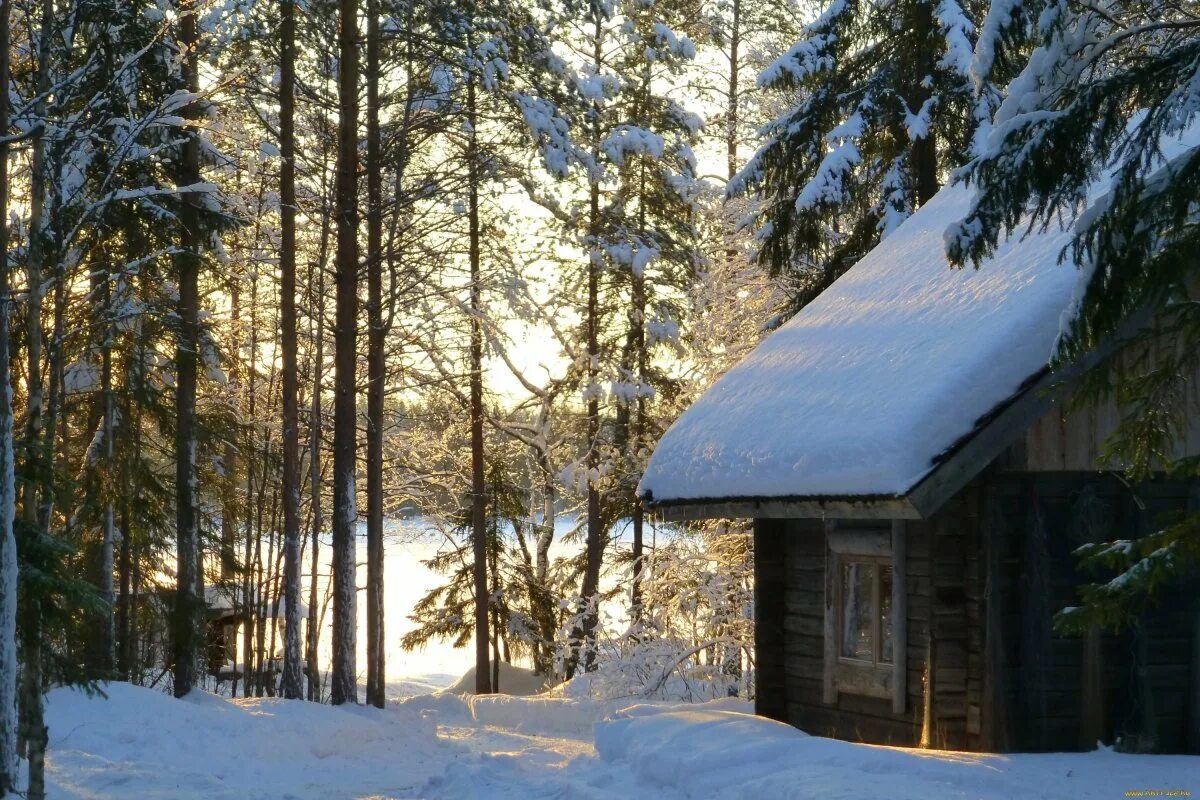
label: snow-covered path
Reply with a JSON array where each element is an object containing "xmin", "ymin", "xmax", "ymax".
[{"xmin": 43, "ymin": 683, "xmax": 1200, "ymax": 800}]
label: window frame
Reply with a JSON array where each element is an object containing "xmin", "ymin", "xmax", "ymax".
[
  {"xmin": 835, "ymin": 556, "xmax": 893, "ymax": 667},
  {"xmin": 822, "ymin": 522, "xmax": 907, "ymax": 712}
]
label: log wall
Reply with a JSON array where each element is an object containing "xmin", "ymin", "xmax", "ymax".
[{"xmin": 754, "ymin": 472, "xmax": 1199, "ymax": 753}]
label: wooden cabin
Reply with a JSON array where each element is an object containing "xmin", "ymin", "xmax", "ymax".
[{"xmin": 639, "ymin": 183, "xmax": 1200, "ymax": 754}]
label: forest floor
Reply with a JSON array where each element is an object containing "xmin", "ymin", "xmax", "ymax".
[{"xmin": 41, "ymin": 680, "xmax": 1200, "ymax": 799}]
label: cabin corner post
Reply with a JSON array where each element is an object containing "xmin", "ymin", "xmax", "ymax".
[
  {"xmin": 822, "ymin": 519, "xmax": 837, "ymax": 705},
  {"xmin": 753, "ymin": 518, "xmax": 789, "ymax": 723},
  {"xmin": 892, "ymin": 520, "xmax": 907, "ymax": 714},
  {"xmin": 1190, "ymin": 598, "xmax": 1200, "ymax": 755},
  {"xmin": 981, "ymin": 482, "xmax": 1009, "ymax": 752},
  {"xmin": 1188, "ymin": 485, "xmax": 1200, "ymax": 755}
]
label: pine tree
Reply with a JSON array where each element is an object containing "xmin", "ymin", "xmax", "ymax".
[
  {"xmin": 171, "ymin": 0, "xmax": 231, "ymax": 700},
  {"xmin": 605, "ymin": 0, "xmax": 701, "ymax": 616},
  {"xmin": 278, "ymin": 0, "xmax": 304, "ymax": 702},
  {"xmin": 465, "ymin": 55, "xmax": 492, "ymax": 696},
  {"xmin": 362, "ymin": 0, "xmax": 386, "ymax": 711},
  {"xmin": 731, "ymin": 0, "xmax": 988, "ymax": 308},
  {"xmin": 330, "ymin": 0, "xmax": 360, "ymax": 707},
  {"xmin": 944, "ymin": 0, "xmax": 1200, "ymax": 632}
]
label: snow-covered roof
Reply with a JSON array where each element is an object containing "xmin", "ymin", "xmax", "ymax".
[{"xmin": 640, "ymin": 182, "xmax": 1085, "ymax": 508}]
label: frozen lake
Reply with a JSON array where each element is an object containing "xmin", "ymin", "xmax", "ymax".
[
  {"xmin": 224, "ymin": 514, "xmax": 649, "ymax": 698},
  {"xmin": 310, "ymin": 514, "xmax": 637, "ymax": 696}
]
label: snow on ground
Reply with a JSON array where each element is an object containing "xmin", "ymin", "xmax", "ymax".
[{"xmin": 43, "ymin": 681, "xmax": 1199, "ymax": 800}]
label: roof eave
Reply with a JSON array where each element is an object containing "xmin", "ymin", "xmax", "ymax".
[
  {"xmin": 643, "ymin": 361, "xmax": 1072, "ymax": 523},
  {"xmin": 646, "ymin": 494, "xmax": 922, "ymax": 522},
  {"xmin": 643, "ymin": 307, "xmax": 1149, "ymax": 524},
  {"xmin": 906, "ymin": 309, "xmax": 1144, "ymax": 516}
]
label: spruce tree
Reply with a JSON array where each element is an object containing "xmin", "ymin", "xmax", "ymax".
[
  {"xmin": 605, "ymin": 0, "xmax": 700, "ymax": 616},
  {"xmin": 731, "ymin": 0, "xmax": 988, "ymax": 307},
  {"xmin": 944, "ymin": 0, "xmax": 1200, "ymax": 632}
]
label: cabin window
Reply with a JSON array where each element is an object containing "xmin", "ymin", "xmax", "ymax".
[
  {"xmin": 823, "ymin": 523, "xmax": 907, "ymax": 712},
  {"xmin": 838, "ymin": 560, "xmax": 893, "ymax": 665}
]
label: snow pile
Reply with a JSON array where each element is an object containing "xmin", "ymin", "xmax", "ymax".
[
  {"xmin": 45, "ymin": 682, "xmax": 448, "ymax": 800},
  {"xmin": 442, "ymin": 662, "xmax": 551, "ymax": 696},
  {"xmin": 407, "ymin": 672, "xmax": 752, "ymax": 739},
  {"xmin": 595, "ymin": 707, "xmax": 811, "ymax": 793},
  {"xmin": 640, "ymin": 181, "xmax": 1083, "ymax": 503},
  {"xmin": 594, "ymin": 706, "xmax": 1200, "ymax": 799},
  {"xmin": 468, "ymin": 691, "xmax": 750, "ymax": 738},
  {"xmin": 553, "ymin": 646, "xmax": 748, "ymax": 703}
]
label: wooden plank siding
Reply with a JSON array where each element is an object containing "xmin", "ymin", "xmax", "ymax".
[
  {"xmin": 970, "ymin": 470, "xmax": 1198, "ymax": 753},
  {"xmin": 1022, "ymin": 347, "xmax": 1200, "ymax": 472},
  {"xmin": 771, "ymin": 518, "xmax": 928, "ymax": 746},
  {"xmin": 755, "ymin": 469, "xmax": 1199, "ymax": 754},
  {"xmin": 753, "ymin": 519, "xmax": 790, "ymax": 723}
]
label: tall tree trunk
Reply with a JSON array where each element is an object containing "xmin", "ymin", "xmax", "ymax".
[
  {"xmin": 330, "ymin": 0, "xmax": 359, "ymax": 706},
  {"xmin": 466, "ymin": 74, "xmax": 491, "ymax": 696},
  {"xmin": 252, "ymin": 428, "xmax": 273, "ymax": 696},
  {"xmin": 20, "ymin": 2, "xmax": 52, "ymax": 794},
  {"xmin": 0, "ymin": 6, "xmax": 19, "ymax": 788},
  {"xmin": 906, "ymin": 0, "xmax": 938, "ymax": 207},
  {"xmin": 98, "ymin": 257, "xmax": 116, "ymax": 673},
  {"xmin": 719, "ymin": 0, "xmax": 745, "ymax": 695},
  {"xmin": 488, "ymin": 517, "xmax": 501, "ymax": 691},
  {"xmin": 125, "ymin": 318, "xmax": 148, "ymax": 683},
  {"xmin": 534, "ymin": 452, "xmax": 555, "ymax": 674},
  {"xmin": 241, "ymin": 284, "xmax": 258, "ymax": 697},
  {"xmin": 172, "ymin": 0, "xmax": 204, "ymax": 700},
  {"xmin": 44, "ymin": 247, "xmax": 64, "ymax": 532},
  {"xmin": 628, "ymin": 105, "xmax": 649, "ymax": 619},
  {"xmin": 726, "ymin": 0, "xmax": 740, "ymax": 187},
  {"xmin": 364, "ymin": 0, "xmax": 386, "ymax": 709},
  {"xmin": 23, "ymin": 0, "xmax": 48, "ymax": 534},
  {"xmin": 117, "ymin": 484, "xmax": 132, "ymax": 677},
  {"xmin": 306, "ymin": 253, "xmax": 325, "ymax": 701},
  {"xmin": 278, "ymin": 0, "xmax": 304, "ymax": 702},
  {"xmin": 629, "ymin": 251, "xmax": 645, "ymax": 618},
  {"xmin": 579, "ymin": 15, "xmax": 604, "ymax": 673},
  {"xmin": 222, "ymin": 287, "xmax": 239, "ymax": 694}
]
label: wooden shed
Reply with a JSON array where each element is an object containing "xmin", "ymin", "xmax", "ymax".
[{"xmin": 639, "ymin": 180, "xmax": 1200, "ymax": 754}]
